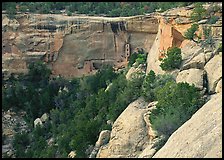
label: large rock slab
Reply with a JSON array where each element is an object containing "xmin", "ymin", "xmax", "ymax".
[
  {"xmin": 204, "ymin": 54, "xmax": 222, "ymax": 93},
  {"xmin": 89, "ymin": 130, "xmax": 111, "ymax": 158},
  {"xmin": 96, "ymin": 98, "xmax": 151, "ymax": 158},
  {"xmin": 176, "ymin": 68, "xmax": 205, "ymax": 90},
  {"xmin": 153, "ymin": 93, "xmax": 222, "ymax": 158},
  {"xmin": 215, "ymin": 79, "xmax": 222, "ymax": 93},
  {"xmin": 181, "ymin": 41, "xmax": 204, "ymax": 63},
  {"xmin": 182, "ymin": 52, "xmax": 205, "ymax": 70}
]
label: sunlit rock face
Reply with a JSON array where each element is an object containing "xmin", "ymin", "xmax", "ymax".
[{"xmin": 2, "ymin": 13, "xmax": 158, "ymax": 78}]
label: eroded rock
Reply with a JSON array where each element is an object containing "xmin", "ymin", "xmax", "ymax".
[
  {"xmin": 215, "ymin": 78, "xmax": 222, "ymax": 93},
  {"xmin": 96, "ymin": 98, "xmax": 154, "ymax": 158},
  {"xmin": 176, "ymin": 68, "xmax": 205, "ymax": 90},
  {"xmin": 34, "ymin": 118, "xmax": 43, "ymax": 128},
  {"xmin": 204, "ymin": 54, "xmax": 222, "ymax": 93},
  {"xmin": 182, "ymin": 52, "xmax": 205, "ymax": 70}
]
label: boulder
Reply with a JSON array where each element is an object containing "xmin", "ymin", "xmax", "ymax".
[
  {"xmin": 47, "ymin": 137, "xmax": 54, "ymax": 146},
  {"xmin": 126, "ymin": 67, "xmax": 144, "ymax": 80},
  {"xmin": 182, "ymin": 52, "xmax": 205, "ymax": 70},
  {"xmin": 4, "ymin": 114, "xmax": 11, "ymax": 119},
  {"xmin": 34, "ymin": 118, "xmax": 43, "ymax": 128},
  {"xmin": 89, "ymin": 130, "xmax": 111, "ymax": 158},
  {"xmin": 204, "ymin": 54, "xmax": 222, "ymax": 93},
  {"xmin": 198, "ymin": 19, "xmax": 208, "ymax": 24},
  {"xmin": 3, "ymin": 129, "xmax": 14, "ymax": 137},
  {"xmin": 176, "ymin": 69, "xmax": 205, "ymax": 90},
  {"xmin": 181, "ymin": 41, "xmax": 203, "ymax": 62},
  {"xmin": 40, "ymin": 113, "xmax": 49, "ymax": 123},
  {"xmin": 215, "ymin": 79, "xmax": 222, "ymax": 93},
  {"xmin": 96, "ymin": 98, "xmax": 152, "ymax": 158},
  {"xmin": 153, "ymin": 93, "xmax": 222, "ymax": 158},
  {"xmin": 68, "ymin": 151, "xmax": 76, "ymax": 158},
  {"xmin": 95, "ymin": 130, "xmax": 111, "ymax": 148}
]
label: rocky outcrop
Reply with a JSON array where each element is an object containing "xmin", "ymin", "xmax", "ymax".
[
  {"xmin": 215, "ymin": 78, "xmax": 222, "ymax": 93},
  {"xmin": 34, "ymin": 113, "xmax": 49, "ymax": 128},
  {"xmin": 146, "ymin": 3, "xmax": 222, "ymax": 75},
  {"xmin": 89, "ymin": 130, "xmax": 111, "ymax": 158},
  {"xmin": 176, "ymin": 68, "xmax": 205, "ymax": 90},
  {"xmin": 96, "ymin": 98, "xmax": 154, "ymax": 158},
  {"xmin": 2, "ymin": 13, "xmax": 158, "ymax": 79},
  {"xmin": 34, "ymin": 118, "xmax": 43, "ymax": 128},
  {"xmin": 146, "ymin": 6, "xmax": 193, "ymax": 75},
  {"xmin": 40, "ymin": 113, "xmax": 49, "ymax": 123},
  {"xmin": 181, "ymin": 52, "xmax": 205, "ymax": 70},
  {"xmin": 204, "ymin": 53, "xmax": 222, "ymax": 93},
  {"xmin": 2, "ymin": 110, "xmax": 29, "ymax": 158},
  {"xmin": 125, "ymin": 66, "xmax": 145, "ymax": 80},
  {"xmin": 153, "ymin": 93, "xmax": 222, "ymax": 158}
]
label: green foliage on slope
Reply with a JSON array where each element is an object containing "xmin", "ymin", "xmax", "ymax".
[
  {"xmin": 190, "ymin": 2, "xmax": 207, "ymax": 22},
  {"xmin": 150, "ymin": 81, "xmax": 204, "ymax": 137},
  {"xmin": 159, "ymin": 47, "xmax": 182, "ymax": 71},
  {"xmin": 3, "ymin": 61, "xmax": 144, "ymax": 158},
  {"xmin": 3, "ymin": 57, "xmax": 205, "ymax": 158},
  {"xmin": 3, "ymin": 2, "xmax": 194, "ymax": 17}
]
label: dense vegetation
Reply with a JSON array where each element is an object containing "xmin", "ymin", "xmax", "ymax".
[
  {"xmin": 128, "ymin": 48, "xmax": 148, "ymax": 67},
  {"xmin": 184, "ymin": 2, "xmax": 221, "ymax": 47},
  {"xmin": 2, "ymin": 56, "xmax": 206, "ymax": 157},
  {"xmin": 159, "ymin": 47, "xmax": 182, "ymax": 71},
  {"xmin": 2, "ymin": 2, "xmax": 194, "ymax": 18},
  {"xmin": 3, "ymin": 61, "xmax": 145, "ymax": 158},
  {"xmin": 150, "ymin": 81, "xmax": 204, "ymax": 147},
  {"xmin": 184, "ymin": 23, "xmax": 200, "ymax": 43}
]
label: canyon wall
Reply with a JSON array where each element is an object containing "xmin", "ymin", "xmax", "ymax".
[
  {"xmin": 145, "ymin": 4, "xmax": 222, "ymax": 75},
  {"xmin": 2, "ymin": 13, "xmax": 158, "ymax": 78}
]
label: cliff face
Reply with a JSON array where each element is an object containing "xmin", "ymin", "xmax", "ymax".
[
  {"xmin": 145, "ymin": 5, "xmax": 222, "ymax": 75},
  {"xmin": 95, "ymin": 3, "xmax": 222, "ymax": 158},
  {"xmin": 2, "ymin": 14, "xmax": 158, "ymax": 78}
]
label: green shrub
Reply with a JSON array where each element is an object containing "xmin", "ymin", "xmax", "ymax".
[
  {"xmin": 150, "ymin": 82, "xmax": 204, "ymax": 136},
  {"xmin": 201, "ymin": 26, "xmax": 215, "ymax": 48},
  {"xmin": 67, "ymin": 11, "xmax": 72, "ymax": 16},
  {"xmin": 27, "ymin": 61, "xmax": 51, "ymax": 83},
  {"xmin": 159, "ymin": 47, "xmax": 182, "ymax": 71},
  {"xmin": 190, "ymin": 3, "xmax": 206, "ymax": 22},
  {"xmin": 207, "ymin": 15, "xmax": 219, "ymax": 24},
  {"xmin": 142, "ymin": 71, "xmax": 175, "ymax": 102},
  {"xmin": 217, "ymin": 43, "xmax": 222, "ymax": 52},
  {"xmin": 135, "ymin": 53, "xmax": 147, "ymax": 66},
  {"xmin": 128, "ymin": 49, "xmax": 147, "ymax": 67},
  {"xmin": 184, "ymin": 23, "xmax": 199, "ymax": 43}
]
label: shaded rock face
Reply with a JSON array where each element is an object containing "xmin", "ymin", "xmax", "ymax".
[
  {"xmin": 96, "ymin": 98, "xmax": 153, "ymax": 158},
  {"xmin": 2, "ymin": 14, "xmax": 158, "ymax": 78},
  {"xmin": 204, "ymin": 54, "xmax": 222, "ymax": 93},
  {"xmin": 152, "ymin": 93, "xmax": 222, "ymax": 158}
]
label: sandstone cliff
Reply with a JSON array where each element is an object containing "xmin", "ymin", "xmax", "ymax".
[
  {"xmin": 145, "ymin": 4, "xmax": 222, "ymax": 75},
  {"xmin": 2, "ymin": 13, "xmax": 158, "ymax": 78},
  {"xmin": 94, "ymin": 3, "xmax": 222, "ymax": 158}
]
